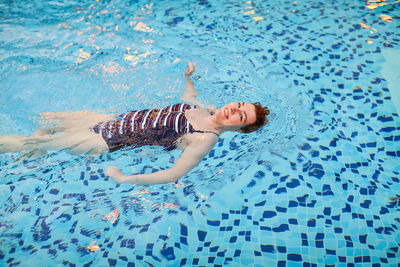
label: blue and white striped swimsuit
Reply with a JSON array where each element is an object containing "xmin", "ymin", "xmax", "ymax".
[{"xmin": 92, "ymin": 103, "xmax": 218, "ymax": 152}]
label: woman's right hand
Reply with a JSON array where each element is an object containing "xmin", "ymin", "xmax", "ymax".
[
  {"xmin": 106, "ymin": 166, "xmax": 127, "ymax": 184},
  {"xmin": 184, "ymin": 61, "xmax": 196, "ymax": 76}
]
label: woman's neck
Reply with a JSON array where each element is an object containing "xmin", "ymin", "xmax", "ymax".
[
  {"xmin": 186, "ymin": 109, "xmax": 225, "ymax": 134},
  {"xmin": 204, "ymin": 114, "xmax": 225, "ymax": 134}
]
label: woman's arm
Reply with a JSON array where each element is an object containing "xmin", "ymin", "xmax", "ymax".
[
  {"xmin": 180, "ymin": 62, "xmax": 205, "ymax": 108},
  {"xmin": 105, "ymin": 135, "xmax": 217, "ymax": 185}
]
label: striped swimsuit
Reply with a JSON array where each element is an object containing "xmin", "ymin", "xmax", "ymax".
[{"xmin": 92, "ymin": 103, "xmax": 218, "ymax": 152}]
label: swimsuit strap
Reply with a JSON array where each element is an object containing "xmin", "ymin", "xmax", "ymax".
[{"xmin": 191, "ymin": 130, "xmax": 220, "ymax": 137}]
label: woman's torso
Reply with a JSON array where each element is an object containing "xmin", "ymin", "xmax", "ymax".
[{"xmin": 92, "ymin": 103, "xmax": 218, "ymax": 151}]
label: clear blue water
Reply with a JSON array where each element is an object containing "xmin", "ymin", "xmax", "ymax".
[{"xmin": 1, "ymin": 0, "xmax": 399, "ymax": 266}]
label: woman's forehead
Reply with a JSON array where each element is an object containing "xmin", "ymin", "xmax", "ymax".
[{"xmin": 243, "ymin": 103, "xmax": 257, "ymax": 123}]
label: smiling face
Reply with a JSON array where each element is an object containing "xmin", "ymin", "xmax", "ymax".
[{"xmin": 215, "ymin": 102, "xmax": 257, "ymax": 130}]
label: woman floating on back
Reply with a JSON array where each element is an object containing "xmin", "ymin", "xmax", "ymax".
[{"xmin": 0, "ymin": 62, "xmax": 270, "ymax": 185}]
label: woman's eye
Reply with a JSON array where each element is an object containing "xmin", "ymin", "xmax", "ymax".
[{"xmin": 238, "ymin": 103, "xmax": 241, "ymax": 108}]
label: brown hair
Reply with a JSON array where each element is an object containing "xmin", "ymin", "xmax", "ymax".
[{"xmin": 240, "ymin": 102, "xmax": 270, "ymax": 133}]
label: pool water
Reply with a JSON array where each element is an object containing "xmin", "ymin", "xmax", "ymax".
[{"xmin": 1, "ymin": 0, "xmax": 399, "ymax": 266}]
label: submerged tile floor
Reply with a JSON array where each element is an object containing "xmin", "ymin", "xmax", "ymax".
[{"xmin": 0, "ymin": 0, "xmax": 399, "ymax": 265}]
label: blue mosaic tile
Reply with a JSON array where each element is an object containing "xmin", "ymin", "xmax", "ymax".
[{"xmin": 1, "ymin": 0, "xmax": 400, "ymax": 266}]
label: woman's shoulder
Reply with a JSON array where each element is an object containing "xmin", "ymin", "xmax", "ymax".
[{"xmin": 184, "ymin": 130, "xmax": 219, "ymax": 145}]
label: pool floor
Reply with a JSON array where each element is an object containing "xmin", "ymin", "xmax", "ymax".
[{"xmin": 0, "ymin": 0, "xmax": 400, "ymax": 266}]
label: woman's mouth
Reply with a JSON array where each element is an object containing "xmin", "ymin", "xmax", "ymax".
[{"xmin": 224, "ymin": 108, "xmax": 228, "ymax": 119}]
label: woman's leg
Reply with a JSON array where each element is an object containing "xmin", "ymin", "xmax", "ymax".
[
  {"xmin": 38, "ymin": 111, "xmax": 114, "ymax": 133},
  {"xmin": 0, "ymin": 130, "xmax": 108, "ymax": 155},
  {"xmin": 0, "ymin": 135, "xmax": 31, "ymax": 153},
  {"xmin": 0, "ymin": 110, "xmax": 111, "ymax": 155},
  {"xmin": 65, "ymin": 131, "xmax": 109, "ymax": 155}
]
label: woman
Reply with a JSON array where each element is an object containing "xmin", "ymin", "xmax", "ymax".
[{"xmin": 0, "ymin": 62, "xmax": 270, "ymax": 185}]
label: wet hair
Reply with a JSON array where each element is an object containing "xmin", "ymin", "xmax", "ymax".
[{"xmin": 240, "ymin": 102, "xmax": 270, "ymax": 133}]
